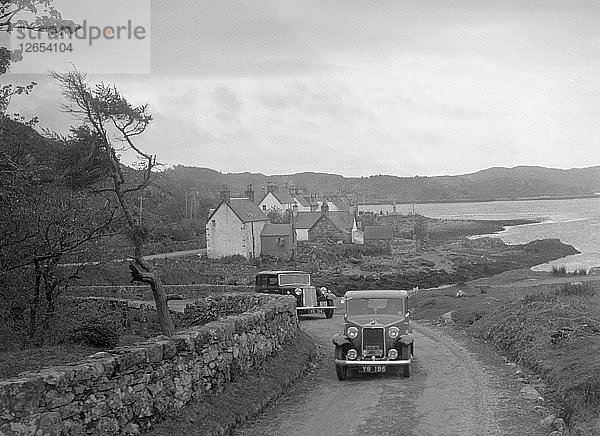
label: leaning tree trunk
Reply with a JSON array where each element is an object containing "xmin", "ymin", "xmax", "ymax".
[{"xmin": 129, "ymin": 256, "xmax": 175, "ymax": 336}]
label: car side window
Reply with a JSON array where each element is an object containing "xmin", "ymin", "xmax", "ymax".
[{"xmin": 268, "ymin": 277, "xmax": 278, "ymax": 286}]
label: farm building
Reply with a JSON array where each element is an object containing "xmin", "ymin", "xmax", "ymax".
[
  {"xmin": 364, "ymin": 225, "xmax": 394, "ymax": 243},
  {"xmin": 206, "ymin": 191, "xmax": 269, "ymax": 259},
  {"xmin": 260, "ymin": 223, "xmax": 296, "ymax": 259}
]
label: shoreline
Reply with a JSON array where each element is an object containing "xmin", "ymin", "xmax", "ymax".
[{"xmin": 359, "ymin": 194, "xmax": 599, "ymax": 206}]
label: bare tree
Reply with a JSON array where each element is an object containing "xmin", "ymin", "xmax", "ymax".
[{"xmin": 53, "ymin": 70, "xmax": 176, "ymax": 336}]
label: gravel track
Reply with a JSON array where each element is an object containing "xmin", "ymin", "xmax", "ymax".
[{"xmin": 234, "ymin": 314, "xmax": 547, "ymax": 436}]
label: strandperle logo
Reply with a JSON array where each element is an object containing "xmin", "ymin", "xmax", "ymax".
[
  {"xmin": 15, "ymin": 20, "xmax": 147, "ymax": 46},
  {"xmin": 8, "ymin": 0, "xmax": 151, "ymax": 74}
]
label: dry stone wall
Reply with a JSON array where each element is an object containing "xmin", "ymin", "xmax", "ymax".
[{"xmin": 0, "ymin": 294, "xmax": 298, "ymax": 435}]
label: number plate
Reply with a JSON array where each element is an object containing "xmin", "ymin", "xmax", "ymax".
[{"xmin": 360, "ymin": 365, "xmax": 387, "ymax": 373}]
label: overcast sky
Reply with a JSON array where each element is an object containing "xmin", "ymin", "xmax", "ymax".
[{"xmin": 7, "ymin": 0, "xmax": 600, "ymax": 177}]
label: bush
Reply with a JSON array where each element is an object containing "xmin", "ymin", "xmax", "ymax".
[
  {"xmin": 551, "ymin": 265, "xmax": 568, "ymax": 276},
  {"xmin": 556, "ymin": 282, "xmax": 596, "ymax": 297},
  {"xmin": 69, "ymin": 317, "xmax": 120, "ymax": 348}
]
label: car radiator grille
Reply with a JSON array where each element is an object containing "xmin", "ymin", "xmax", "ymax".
[
  {"xmin": 302, "ymin": 288, "xmax": 317, "ymax": 307},
  {"xmin": 362, "ymin": 328, "xmax": 385, "ymax": 357}
]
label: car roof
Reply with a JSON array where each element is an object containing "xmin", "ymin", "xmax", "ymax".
[
  {"xmin": 344, "ymin": 290, "xmax": 408, "ymax": 299},
  {"xmin": 257, "ymin": 270, "xmax": 308, "ymax": 275}
]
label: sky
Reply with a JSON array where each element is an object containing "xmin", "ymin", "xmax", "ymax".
[{"xmin": 6, "ymin": 0, "xmax": 600, "ymax": 177}]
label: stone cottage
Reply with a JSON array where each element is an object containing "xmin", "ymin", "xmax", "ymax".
[{"xmin": 293, "ymin": 203, "xmax": 357, "ymax": 244}]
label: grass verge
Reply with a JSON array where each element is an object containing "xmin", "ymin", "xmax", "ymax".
[{"xmin": 146, "ymin": 331, "xmax": 317, "ymax": 435}]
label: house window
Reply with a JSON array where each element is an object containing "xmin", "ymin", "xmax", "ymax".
[
  {"xmin": 211, "ymin": 220, "xmax": 216, "ymax": 226},
  {"xmin": 262, "ymin": 205, "xmax": 267, "ymax": 211}
]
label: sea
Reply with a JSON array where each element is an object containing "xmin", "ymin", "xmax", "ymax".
[{"xmin": 360, "ymin": 197, "xmax": 600, "ymax": 272}]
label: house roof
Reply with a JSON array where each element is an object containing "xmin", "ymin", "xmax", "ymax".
[
  {"xmin": 293, "ymin": 212, "xmax": 321, "ymax": 229},
  {"xmin": 261, "ymin": 223, "xmax": 293, "ymax": 237},
  {"xmin": 330, "ymin": 197, "xmax": 352, "ymax": 211},
  {"xmin": 207, "ymin": 198, "xmax": 269, "ymax": 223},
  {"xmin": 294, "ymin": 211, "xmax": 355, "ymax": 232},
  {"xmin": 364, "ymin": 225, "xmax": 394, "ymax": 240},
  {"xmin": 260, "ymin": 189, "xmax": 296, "ymax": 206},
  {"xmin": 293, "ymin": 195, "xmax": 310, "ymax": 207}
]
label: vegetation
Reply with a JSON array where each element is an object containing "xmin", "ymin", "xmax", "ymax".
[
  {"xmin": 471, "ymin": 288, "xmax": 600, "ymax": 418},
  {"xmin": 53, "ymin": 69, "xmax": 176, "ymax": 335},
  {"xmin": 551, "ymin": 265, "xmax": 588, "ymax": 277}
]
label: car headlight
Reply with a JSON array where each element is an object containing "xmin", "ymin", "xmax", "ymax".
[
  {"xmin": 346, "ymin": 349, "xmax": 358, "ymax": 360},
  {"xmin": 388, "ymin": 327, "xmax": 400, "ymax": 339},
  {"xmin": 388, "ymin": 349, "xmax": 398, "ymax": 359},
  {"xmin": 347, "ymin": 326, "xmax": 358, "ymax": 339},
  {"xmin": 295, "ymin": 288, "xmax": 302, "ymax": 296}
]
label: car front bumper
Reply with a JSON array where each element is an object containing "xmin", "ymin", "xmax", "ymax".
[{"xmin": 335, "ymin": 359, "xmax": 411, "ymax": 366}]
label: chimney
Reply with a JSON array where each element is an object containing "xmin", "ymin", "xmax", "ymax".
[
  {"xmin": 321, "ymin": 201, "xmax": 329, "ymax": 215},
  {"xmin": 292, "ymin": 202, "xmax": 299, "ymax": 219},
  {"xmin": 220, "ymin": 186, "xmax": 231, "ymax": 203},
  {"xmin": 245, "ymin": 184, "xmax": 255, "ymax": 203}
]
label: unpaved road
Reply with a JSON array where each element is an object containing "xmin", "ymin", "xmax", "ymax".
[{"xmin": 234, "ymin": 314, "xmax": 548, "ymax": 436}]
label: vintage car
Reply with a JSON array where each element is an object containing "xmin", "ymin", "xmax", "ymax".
[
  {"xmin": 255, "ymin": 270, "xmax": 336, "ymax": 318},
  {"xmin": 333, "ymin": 290, "xmax": 414, "ymax": 380}
]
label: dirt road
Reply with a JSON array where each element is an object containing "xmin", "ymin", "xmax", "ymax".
[{"xmin": 234, "ymin": 314, "xmax": 547, "ymax": 436}]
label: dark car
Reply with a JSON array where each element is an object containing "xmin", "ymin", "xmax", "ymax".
[
  {"xmin": 332, "ymin": 290, "xmax": 414, "ymax": 380},
  {"xmin": 255, "ymin": 270, "xmax": 336, "ymax": 318}
]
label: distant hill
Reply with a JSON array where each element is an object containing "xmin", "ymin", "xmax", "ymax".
[{"xmin": 159, "ymin": 165, "xmax": 600, "ymax": 204}]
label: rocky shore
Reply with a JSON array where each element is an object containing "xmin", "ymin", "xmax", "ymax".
[{"xmin": 308, "ymin": 236, "xmax": 578, "ymax": 295}]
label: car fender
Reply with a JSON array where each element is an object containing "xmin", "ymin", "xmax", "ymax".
[
  {"xmin": 332, "ymin": 334, "xmax": 352, "ymax": 347},
  {"xmin": 398, "ymin": 333, "xmax": 414, "ymax": 346}
]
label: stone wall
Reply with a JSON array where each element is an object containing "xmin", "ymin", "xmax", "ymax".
[
  {"xmin": 64, "ymin": 284, "xmax": 255, "ymax": 301},
  {"xmin": 0, "ymin": 294, "xmax": 298, "ymax": 435}
]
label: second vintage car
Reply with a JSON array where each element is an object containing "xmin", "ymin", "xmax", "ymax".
[
  {"xmin": 255, "ymin": 270, "xmax": 336, "ymax": 318},
  {"xmin": 333, "ymin": 290, "xmax": 414, "ymax": 380}
]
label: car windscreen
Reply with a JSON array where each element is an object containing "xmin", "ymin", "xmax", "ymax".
[
  {"xmin": 278, "ymin": 273, "xmax": 310, "ymax": 286},
  {"xmin": 346, "ymin": 298, "xmax": 404, "ymax": 316}
]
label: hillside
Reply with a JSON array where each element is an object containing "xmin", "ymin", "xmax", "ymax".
[{"xmin": 159, "ymin": 165, "xmax": 600, "ymax": 204}]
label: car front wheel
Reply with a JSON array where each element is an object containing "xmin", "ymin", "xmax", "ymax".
[
  {"xmin": 336, "ymin": 364, "xmax": 348, "ymax": 381},
  {"xmin": 324, "ymin": 299, "xmax": 335, "ymax": 318},
  {"xmin": 335, "ymin": 345, "xmax": 349, "ymax": 381},
  {"xmin": 401, "ymin": 345, "xmax": 412, "ymax": 378}
]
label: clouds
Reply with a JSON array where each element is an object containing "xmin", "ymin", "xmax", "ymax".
[{"xmin": 6, "ymin": 0, "xmax": 600, "ymax": 176}]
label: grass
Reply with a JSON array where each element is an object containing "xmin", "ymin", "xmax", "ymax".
[
  {"xmin": 469, "ymin": 286, "xmax": 600, "ymax": 429},
  {"xmin": 410, "ymin": 271, "xmax": 600, "ymax": 432}
]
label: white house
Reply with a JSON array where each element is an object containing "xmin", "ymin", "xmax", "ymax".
[
  {"xmin": 206, "ymin": 195, "xmax": 269, "ymax": 259},
  {"xmin": 258, "ymin": 186, "xmax": 297, "ymax": 214},
  {"xmin": 292, "ymin": 195, "xmax": 311, "ymax": 212}
]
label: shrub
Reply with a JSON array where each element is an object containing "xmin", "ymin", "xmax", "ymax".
[
  {"xmin": 69, "ymin": 316, "xmax": 120, "ymax": 348},
  {"xmin": 556, "ymin": 282, "xmax": 596, "ymax": 297},
  {"xmin": 551, "ymin": 265, "xmax": 568, "ymax": 277}
]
